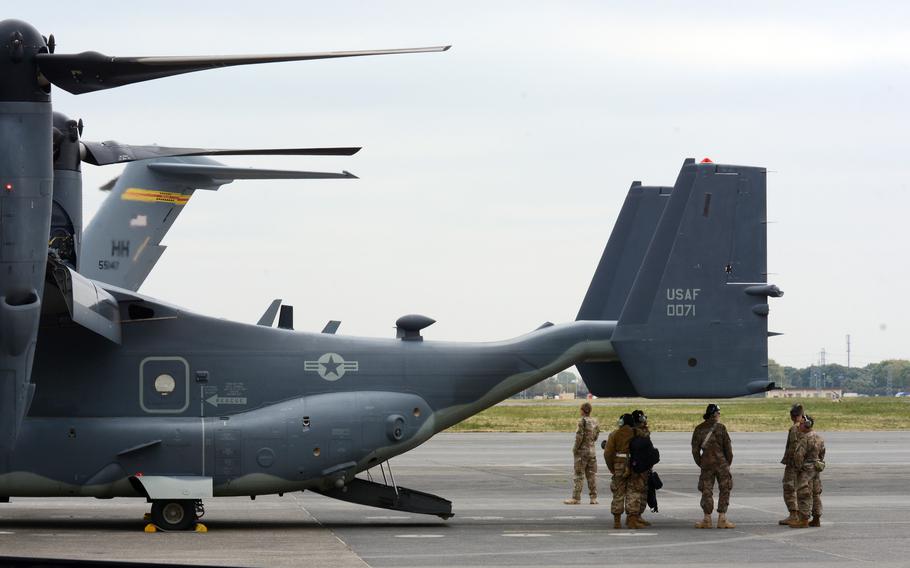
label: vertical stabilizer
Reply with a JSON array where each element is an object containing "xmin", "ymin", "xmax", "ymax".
[
  {"xmin": 610, "ymin": 160, "xmax": 782, "ymax": 398},
  {"xmin": 82, "ymin": 156, "xmax": 356, "ymax": 291},
  {"xmin": 576, "ymin": 183, "xmax": 672, "ymax": 397}
]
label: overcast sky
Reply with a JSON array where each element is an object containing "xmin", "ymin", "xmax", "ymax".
[{"xmin": 16, "ymin": 2, "xmax": 910, "ymax": 368}]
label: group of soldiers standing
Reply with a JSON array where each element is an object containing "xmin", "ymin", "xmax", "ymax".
[
  {"xmin": 564, "ymin": 401, "xmax": 826, "ymax": 530},
  {"xmin": 780, "ymin": 403, "xmax": 827, "ymax": 528},
  {"xmin": 563, "ymin": 403, "xmax": 656, "ymax": 529}
]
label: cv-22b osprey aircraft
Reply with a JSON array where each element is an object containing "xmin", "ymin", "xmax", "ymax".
[{"xmin": 0, "ymin": 19, "xmax": 782, "ymax": 530}]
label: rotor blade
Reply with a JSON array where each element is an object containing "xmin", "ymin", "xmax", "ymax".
[
  {"xmin": 81, "ymin": 141, "xmax": 361, "ymax": 166},
  {"xmin": 36, "ymin": 46, "xmax": 451, "ymax": 95},
  {"xmin": 145, "ymin": 163, "xmax": 358, "ymax": 180}
]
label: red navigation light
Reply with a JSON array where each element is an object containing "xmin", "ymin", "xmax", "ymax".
[
  {"xmin": 700, "ymin": 158, "xmax": 713, "ymax": 164},
  {"xmin": 3, "ymin": 183, "xmax": 12, "ymax": 192}
]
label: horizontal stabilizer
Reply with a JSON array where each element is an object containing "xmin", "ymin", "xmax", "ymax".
[
  {"xmin": 146, "ymin": 162, "xmax": 358, "ymax": 182},
  {"xmin": 82, "ymin": 153, "xmax": 358, "ymax": 291},
  {"xmin": 315, "ymin": 478, "xmax": 453, "ymax": 519},
  {"xmin": 257, "ymin": 299, "xmax": 283, "ymax": 327}
]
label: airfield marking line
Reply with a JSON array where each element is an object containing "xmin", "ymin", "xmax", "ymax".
[
  {"xmin": 290, "ymin": 493, "xmax": 372, "ymax": 568},
  {"xmin": 660, "ymin": 489, "xmax": 780, "ymax": 515},
  {"xmin": 360, "ymin": 527, "xmax": 823, "ymax": 560},
  {"xmin": 763, "ymin": 530, "xmax": 872, "ymax": 564}
]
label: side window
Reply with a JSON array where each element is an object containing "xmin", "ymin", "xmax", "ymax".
[{"xmin": 140, "ymin": 357, "xmax": 189, "ymax": 413}]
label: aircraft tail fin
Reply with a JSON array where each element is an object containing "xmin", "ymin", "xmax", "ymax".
[
  {"xmin": 579, "ymin": 159, "xmax": 783, "ymax": 398},
  {"xmin": 575, "ymin": 182, "xmax": 672, "ymax": 397},
  {"xmin": 580, "ymin": 159, "xmax": 782, "ymax": 398},
  {"xmin": 81, "ymin": 156, "xmax": 356, "ymax": 291}
]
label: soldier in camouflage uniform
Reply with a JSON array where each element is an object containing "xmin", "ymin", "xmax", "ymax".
[
  {"xmin": 691, "ymin": 403, "xmax": 735, "ymax": 529},
  {"xmin": 603, "ymin": 413, "xmax": 646, "ymax": 529},
  {"xmin": 631, "ymin": 409, "xmax": 653, "ymax": 526},
  {"xmin": 789, "ymin": 414, "xmax": 826, "ymax": 528},
  {"xmin": 564, "ymin": 402, "xmax": 599, "ymax": 505},
  {"xmin": 779, "ymin": 404, "xmax": 804, "ymax": 525}
]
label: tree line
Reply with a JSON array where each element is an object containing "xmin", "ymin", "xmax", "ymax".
[
  {"xmin": 768, "ymin": 359, "xmax": 910, "ymax": 396},
  {"xmin": 512, "ymin": 361, "xmax": 910, "ymax": 399}
]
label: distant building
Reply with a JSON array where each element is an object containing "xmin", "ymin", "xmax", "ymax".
[{"xmin": 766, "ymin": 388, "xmax": 843, "ymax": 400}]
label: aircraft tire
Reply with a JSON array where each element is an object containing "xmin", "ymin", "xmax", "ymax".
[{"xmin": 151, "ymin": 499, "xmax": 196, "ymax": 531}]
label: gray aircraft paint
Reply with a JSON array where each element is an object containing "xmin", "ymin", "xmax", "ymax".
[
  {"xmin": 610, "ymin": 161, "xmax": 782, "ymax": 397},
  {"xmin": 0, "ymin": 17, "xmax": 446, "ymax": 478},
  {"xmin": 0, "ymin": 21, "xmax": 55, "ymax": 472},
  {"xmin": 0, "ymin": 19, "xmax": 781, "ymax": 524},
  {"xmin": 4, "ymin": 160, "xmax": 777, "ymax": 515},
  {"xmin": 576, "ymin": 182, "xmax": 672, "ymax": 397},
  {"xmin": 81, "ymin": 156, "xmax": 358, "ymax": 291}
]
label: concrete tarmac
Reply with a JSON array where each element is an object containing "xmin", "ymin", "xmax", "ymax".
[{"xmin": 1, "ymin": 431, "xmax": 908, "ymax": 567}]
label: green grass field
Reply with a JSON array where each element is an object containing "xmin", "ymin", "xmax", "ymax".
[{"xmin": 448, "ymin": 397, "xmax": 910, "ymax": 432}]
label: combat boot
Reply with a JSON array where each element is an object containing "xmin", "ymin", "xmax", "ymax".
[
  {"xmin": 636, "ymin": 515, "xmax": 652, "ymax": 526},
  {"xmin": 563, "ymin": 498, "xmax": 580, "ymax": 505},
  {"xmin": 626, "ymin": 514, "xmax": 647, "ymax": 529},
  {"xmin": 589, "ymin": 497, "xmax": 599, "ymax": 505},
  {"xmin": 613, "ymin": 514, "xmax": 622, "ymax": 529},
  {"xmin": 716, "ymin": 513, "xmax": 736, "ymax": 529},
  {"xmin": 808, "ymin": 514, "xmax": 821, "ymax": 527},
  {"xmin": 788, "ymin": 513, "xmax": 809, "ymax": 528},
  {"xmin": 694, "ymin": 514, "xmax": 713, "ymax": 529},
  {"xmin": 778, "ymin": 511, "xmax": 798, "ymax": 526}
]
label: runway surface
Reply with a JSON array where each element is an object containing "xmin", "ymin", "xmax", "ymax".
[{"xmin": 1, "ymin": 431, "xmax": 908, "ymax": 567}]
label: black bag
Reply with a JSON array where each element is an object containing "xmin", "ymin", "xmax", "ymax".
[
  {"xmin": 629, "ymin": 435, "xmax": 660, "ymax": 473},
  {"xmin": 647, "ymin": 471, "xmax": 663, "ymax": 512}
]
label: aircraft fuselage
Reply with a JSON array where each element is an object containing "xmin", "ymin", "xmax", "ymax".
[{"xmin": 1, "ymin": 298, "xmax": 615, "ymax": 498}]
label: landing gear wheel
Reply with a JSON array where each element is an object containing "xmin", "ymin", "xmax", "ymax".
[{"xmin": 150, "ymin": 500, "xmax": 196, "ymax": 531}]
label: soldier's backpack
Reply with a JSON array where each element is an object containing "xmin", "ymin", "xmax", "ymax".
[{"xmin": 630, "ymin": 435, "xmax": 660, "ymax": 473}]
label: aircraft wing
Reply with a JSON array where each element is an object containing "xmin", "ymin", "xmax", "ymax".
[{"xmin": 81, "ymin": 156, "xmax": 357, "ymax": 291}]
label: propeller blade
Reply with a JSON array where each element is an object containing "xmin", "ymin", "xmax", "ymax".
[
  {"xmin": 145, "ymin": 163, "xmax": 358, "ymax": 180},
  {"xmin": 35, "ymin": 46, "xmax": 451, "ymax": 95},
  {"xmin": 81, "ymin": 141, "xmax": 361, "ymax": 166}
]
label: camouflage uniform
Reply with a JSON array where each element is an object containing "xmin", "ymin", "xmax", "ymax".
[
  {"xmin": 691, "ymin": 419, "xmax": 733, "ymax": 514},
  {"xmin": 571, "ymin": 416, "xmax": 599, "ymax": 501},
  {"xmin": 781, "ymin": 423, "xmax": 800, "ymax": 514},
  {"xmin": 793, "ymin": 430, "xmax": 825, "ymax": 518},
  {"xmin": 604, "ymin": 424, "xmax": 641, "ymax": 514}
]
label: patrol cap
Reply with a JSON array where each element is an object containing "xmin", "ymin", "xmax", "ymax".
[{"xmin": 703, "ymin": 403, "xmax": 721, "ymax": 420}]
